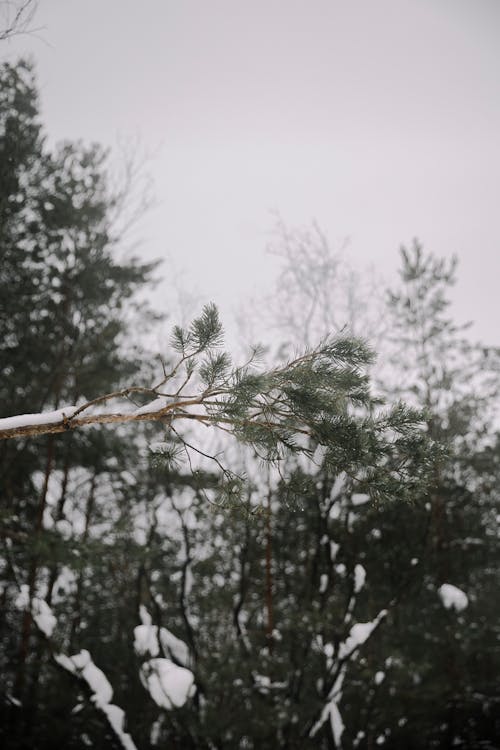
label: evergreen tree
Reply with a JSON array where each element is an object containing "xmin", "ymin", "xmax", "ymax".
[
  {"xmin": 5, "ymin": 64, "xmax": 489, "ymax": 750},
  {"xmin": 0, "ymin": 59, "xmax": 158, "ymax": 749},
  {"xmin": 361, "ymin": 242, "xmax": 500, "ymax": 748}
]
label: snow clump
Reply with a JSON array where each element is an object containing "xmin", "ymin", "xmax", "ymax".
[{"xmin": 438, "ymin": 583, "xmax": 468, "ymax": 612}]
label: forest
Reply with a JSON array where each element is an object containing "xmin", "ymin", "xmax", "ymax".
[{"xmin": 1, "ymin": 57, "xmax": 500, "ymax": 750}]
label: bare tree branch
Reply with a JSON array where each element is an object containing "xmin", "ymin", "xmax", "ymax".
[{"xmin": 0, "ymin": 0, "xmax": 38, "ymax": 41}]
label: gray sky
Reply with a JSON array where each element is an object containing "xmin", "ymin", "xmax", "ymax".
[{"xmin": 5, "ymin": 0, "xmax": 500, "ymax": 344}]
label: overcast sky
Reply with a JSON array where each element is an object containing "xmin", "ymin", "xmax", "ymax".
[{"xmin": 5, "ymin": 0, "xmax": 500, "ymax": 344}]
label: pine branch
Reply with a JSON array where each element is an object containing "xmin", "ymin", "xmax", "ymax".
[{"xmin": 0, "ymin": 304, "xmax": 432, "ymax": 508}]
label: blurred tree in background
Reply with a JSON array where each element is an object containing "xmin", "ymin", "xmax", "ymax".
[
  {"xmin": 0, "ymin": 1, "xmax": 38, "ymax": 42},
  {"xmin": 1, "ymin": 60, "xmax": 499, "ymax": 750},
  {"xmin": 362, "ymin": 244, "xmax": 500, "ymax": 748},
  {"xmin": 0, "ymin": 59, "xmax": 160, "ymax": 748}
]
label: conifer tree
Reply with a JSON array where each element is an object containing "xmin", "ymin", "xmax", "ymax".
[
  {"xmin": 0, "ymin": 65, "xmax": 449, "ymax": 750},
  {"xmin": 0, "ymin": 59, "xmax": 157, "ymax": 748},
  {"xmin": 364, "ymin": 242, "xmax": 500, "ymax": 748}
]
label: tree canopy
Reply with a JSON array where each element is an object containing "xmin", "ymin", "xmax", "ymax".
[{"xmin": 1, "ymin": 59, "xmax": 500, "ymax": 750}]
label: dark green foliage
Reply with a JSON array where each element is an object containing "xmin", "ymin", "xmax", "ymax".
[
  {"xmin": 350, "ymin": 241, "xmax": 500, "ymax": 749},
  {"xmin": 0, "ymin": 59, "xmax": 161, "ymax": 749},
  {"xmin": 170, "ymin": 303, "xmax": 224, "ymax": 355},
  {"xmin": 141, "ymin": 307, "xmax": 434, "ymax": 513},
  {"xmin": 2, "ymin": 58, "xmax": 499, "ymax": 750},
  {"xmin": 199, "ymin": 351, "xmax": 232, "ymax": 388}
]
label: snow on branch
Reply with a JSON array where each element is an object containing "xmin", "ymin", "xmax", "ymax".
[
  {"xmin": 438, "ymin": 583, "xmax": 468, "ymax": 612},
  {"xmin": 309, "ymin": 608, "xmax": 388, "ymax": 746},
  {"xmin": 139, "ymin": 659, "xmax": 195, "ymax": 711},
  {"xmin": 55, "ymin": 651, "xmax": 138, "ymax": 750},
  {"xmin": 1, "ymin": 305, "xmax": 432, "ymax": 509},
  {"xmin": 134, "ymin": 606, "xmax": 195, "ymax": 711},
  {"xmin": 15, "ymin": 584, "xmax": 57, "ymax": 638},
  {"xmin": 14, "ymin": 587, "xmax": 138, "ymax": 750},
  {"xmin": 0, "ymin": 303, "xmax": 373, "ymax": 444}
]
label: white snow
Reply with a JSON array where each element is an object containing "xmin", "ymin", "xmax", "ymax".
[
  {"xmin": 354, "ymin": 564, "xmax": 366, "ymax": 593},
  {"xmin": 311, "ymin": 610, "xmax": 387, "ymax": 743},
  {"xmin": 351, "ymin": 493, "xmax": 370, "ymax": 506},
  {"xmin": 33, "ymin": 598, "xmax": 57, "ymax": 637},
  {"xmin": 102, "ymin": 704, "xmax": 137, "ymax": 750},
  {"xmin": 149, "ymin": 441, "xmax": 171, "ymax": 454},
  {"xmin": 253, "ymin": 673, "xmax": 287, "ymax": 693},
  {"xmin": 374, "ymin": 671, "xmax": 385, "ymax": 685},
  {"xmin": 159, "ymin": 628, "xmax": 191, "ymax": 666},
  {"xmin": 329, "ymin": 502, "xmax": 342, "ymax": 520},
  {"xmin": 51, "ymin": 566, "xmax": 78, "ymax": 604},
  {"xmin": 134, "ymin": 624, "xmax": 191, "ymax": 665},
  {"xmin": 254, "ymin": 673, "xmax": 271, "ymax": 692},
  {"xmin": 140, "ymin": 658, "xmax": 194, "ymax": 709},
  {"xmin": 54, "ymin": 650, "xmax": 137, "ymax": 750},
  {"xmin": 134, "ymin": 396, "xmax": 169, "ymax": 416},
  {"xmin": 86, "ymin": 661, "xmax": 114, "ymax": 706},
  {"xmin": 328, "ymin": 701, "xmax": 345, "ymax": 746},
  {"xmin": 330, "ymin": 541, "xmax": 340, "ymax": 561},
  {"xmin": 0, "ymin": 405, "xmax": 79, "ymax": 431},
  {"xmin": 353, "ymin": 730, "xmax": 366, "ymax": 747},
  {"xmin": 319, "ymin": 574, "xmax": 329, "ymax": 594},
  {"xmin": 339, "ymin": 610, "xmax": 387, "ymax": 660},
  {"xmin": 150, "ymin": 717, "xmax": 163, "ymax": 746},
  {"xmin": 13, "ymin": 585, "xmax": 29, "ymax": 613},
  {"xmin": 134, "ymin": 609, "xmax": 191, "ymax": 667},
  {"xmin": 184, "ymin": 565, "xmax": 194, "ymax": 597},
  {"xmin": 55, "ymin": 519, "xmax": 73, "ymax": 539},
  {"xmin": 329, "ymin": 472, "xmax": 347, "ymax": 502},
  {"xmin": 61, "ymin": 650, "xmax": 113, "ymax": 705},
  {"xmin": 43, "ymin": 505, "xmax": 54, "ymax": 531},
  {"xmin": 438, "ymin": 583, "xmax": 468, "ymax": 612},
  {"xmin": 134, "ymin": 625, "xmax": 160, "ymax": 657},
  {"xmin": 140, "ymin": 604, "xmax": 153, "ymax": 625},
  {"xmin": 310, "ymin": 667, "xmax": 346, "ymax": 743},
  {"xmin": 312, "ymin": 444, "xmax": 328, "ymax": 466},
  {"xmin": 15, "ymin": 585, "xmax": 56, "ymax": 637},
  {"xmin": 324, "ymin": 643, "xmax": 334, "ymax": 659}
]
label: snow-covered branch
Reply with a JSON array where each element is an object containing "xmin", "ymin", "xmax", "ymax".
[
  {"xmin": 309, "ymin": 605, "xmax": 388, "ymax": 747},
  {"xmin": 54, "ymin": 651, "xmax": 138, "ymax": 750},
  {"xmin": 14, "ymin": 586, "xmax": 138, "ymax": 750},
  {"xmin": 134, "ymin": 606, "xmax": 195, "ymax": 712}
]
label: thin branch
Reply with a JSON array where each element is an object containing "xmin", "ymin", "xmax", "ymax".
[{"xmin": 0, "ymin": 0, "xmax": 37, "ymax": 41}]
